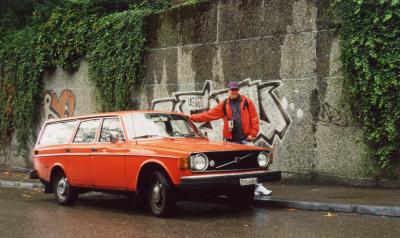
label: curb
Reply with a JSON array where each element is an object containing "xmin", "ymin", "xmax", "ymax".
[
  {"xmin": 0, "ymin": 179, "xmax": 43, "ymax": 189},
  {"xmin": 2, "ymin": 180, "xmax": 400, "ymax": 217},
  {"xmin": 254, "ymin": 197, "xmax": 400, "ymax": 217}
]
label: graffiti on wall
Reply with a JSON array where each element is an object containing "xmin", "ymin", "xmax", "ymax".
[
  {"xmin": 151, "ymin": 78, "xmax": 291, "ymax": 147},
  {"xmin": 43, "ymin": 89, "xmax": 76, "ymax": 119}
]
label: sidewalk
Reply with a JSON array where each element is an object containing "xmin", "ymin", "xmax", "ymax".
[
  {"xmin": 1, "ymin": 168, "xmax": 400, "ymax": 217},
  {"xmin": 0, "ymin": 167, "xmax": 43, "ymax": 189},
  {"xmin": 255, "ymin": 182, "xmax": 400, "ymax": 217}
]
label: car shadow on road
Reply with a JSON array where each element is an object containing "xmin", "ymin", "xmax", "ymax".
[{"xmin": 73, "ymin": 192, "xmax": 259, "ymax": 219}]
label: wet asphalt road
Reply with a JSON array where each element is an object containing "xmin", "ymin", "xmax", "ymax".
[{"xmin": 0, "ymin": 187, "xmax": 399, "ymax": 238}]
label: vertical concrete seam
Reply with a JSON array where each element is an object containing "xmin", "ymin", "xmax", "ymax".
[
  {"xmin": 177, "ymin": 4, "xmax": 181, "ymax": 91},
  {"xmin": 311, "ymin": 1, "xmax": 323, "ymax": 178},
  {"xmin": 216, "ymin": 0, "xmax": 220, "ymax": 43},
  {"xmin": 261, "ymin": 0, "xmax": 265, "ymax": 22},
  {"xmin": 261, "ymin": 0, "xmax": 266, "ymax": 82},
  {"xmin": 177, "ymin": 4, "xmax": 181, "ymax": 47}
]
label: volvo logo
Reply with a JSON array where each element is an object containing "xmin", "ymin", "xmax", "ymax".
[{"xmin": 234, "ymin": 157, "xmax": 241, "ymax": 163}]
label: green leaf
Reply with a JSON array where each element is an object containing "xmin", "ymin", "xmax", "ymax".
[{"xmin": 383, "ymin": 12, "xmax": 393, "ymax": 22}]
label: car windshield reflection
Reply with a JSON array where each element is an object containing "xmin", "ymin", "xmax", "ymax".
[{"xmin": 130, "ymin": 113, "xmax": 203, "ymax": 139}]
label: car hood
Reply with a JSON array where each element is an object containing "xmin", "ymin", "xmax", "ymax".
[{"xmin": 134, "ymin": 138, "xmax": 266, "ymax": 155}]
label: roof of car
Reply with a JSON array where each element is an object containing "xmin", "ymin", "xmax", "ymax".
[{"xmin": 44, "ymin": 110, "xmax": 188, "ymax": 123}]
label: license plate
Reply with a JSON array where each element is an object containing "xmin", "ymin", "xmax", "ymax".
[{"xmin": 239, "ymin": 177, "xmax": 258, "ymax": 186}]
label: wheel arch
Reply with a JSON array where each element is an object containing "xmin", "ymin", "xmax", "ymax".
[
  {"xmin": 135, "ymin": 161, "xmax": 174, "ymax": 193},
  {"xmin": 48, "ymin": 164, "xmax": 67, "ymax": 193}
]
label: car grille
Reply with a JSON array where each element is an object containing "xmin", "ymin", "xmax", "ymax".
[{"xmin": 194, "ymin": 150, "xmax": 265, "ymax": 172}]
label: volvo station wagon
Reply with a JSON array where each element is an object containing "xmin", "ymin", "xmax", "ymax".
[{"xmin": 30, "ymin": 111, "xmax": 281, "ymax": 216}]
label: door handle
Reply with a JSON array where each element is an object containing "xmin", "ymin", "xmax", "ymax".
[
  {"xmin": 65, "ymin": 148, "xmax": 71, "ymax": 153},
  {"xmin": 91, "ymin": 148, "xmax": 97, "ymax": 152}
]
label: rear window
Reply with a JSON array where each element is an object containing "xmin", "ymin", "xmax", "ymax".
[{"xmin": 38, "ymin": 121, "xmax": 77, "ymax": 146}]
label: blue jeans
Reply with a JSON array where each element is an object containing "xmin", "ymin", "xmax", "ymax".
[{"xmin": 227, "ymin": 139, "xmax": 248, "ymax": 144}]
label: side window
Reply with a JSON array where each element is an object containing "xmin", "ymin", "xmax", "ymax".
[
  {"xmin": 39, "ymin": 121, "xmax": 77, "ymax": 145},
  {"xmin": 73, "ymin": 119, "xmax": 100, "ymax": 143},
  {"xmin": 99, "ymin": 118, "xmax": 124, "ymax": 142}
]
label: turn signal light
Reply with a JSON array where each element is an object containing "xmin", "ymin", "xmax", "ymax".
[{"xmin": 179, "ymin": 156, "xmax": 189, "ymax": 170}]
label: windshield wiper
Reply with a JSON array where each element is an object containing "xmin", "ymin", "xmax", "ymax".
[
  {"xmin": 132, "ymin": 135, "xmax": 160, "ymax": 139},
  {"xmin": 173, "ymin": 132, "xmax": 197, "ymax": 137}
]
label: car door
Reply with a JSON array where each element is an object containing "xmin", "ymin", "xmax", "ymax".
[
  {"xmin": 68, "ymin": 118, "xmax": 101, "ymax": 186},
  {"xmin": 90, "ymin": 117, "xmax": 127, "ymax": 189}
]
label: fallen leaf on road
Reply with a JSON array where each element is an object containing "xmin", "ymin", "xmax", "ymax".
[
  {"xmin": 324, "ymin": 212, "xmax": 336, "ymax": 217},
  {"xmin": 4, "ymin": 172, "xmax": 9, "ymax": 175},
  {"xmin": 22, "ymin": 194, "xmax": 31, "ymax": 198},
  {"xmin": 286, "ymin": 208, "xmax": 296, "ymax": 212}
]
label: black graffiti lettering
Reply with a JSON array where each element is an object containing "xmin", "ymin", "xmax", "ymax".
[{"xmin": 151, "ymin": 79, "xmax": 291, "ymax": 147}]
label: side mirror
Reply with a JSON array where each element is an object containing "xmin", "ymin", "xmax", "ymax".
[{"xmin": 110, "ymin": 131, "xmax": 125, "ymax": 144}]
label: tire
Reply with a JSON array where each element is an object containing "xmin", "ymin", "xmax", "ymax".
[
  {"xmin": 147, "ymin": 170, "xmax": 176, "ymax": 217},
  {"xmin": 53, "ymin": 172, "xmax": 78, "ymax": 206},
  {"xmin": 228, "ymin": 186, "xmax": 255, "ymax": 207},
  {"xmin": 131, "ymin": 188, "xmax": 147, "ymax": 210}
]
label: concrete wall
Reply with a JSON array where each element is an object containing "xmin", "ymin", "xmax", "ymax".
[
  {"xmin": 138, "ymin": 0, "xmax": 372, "ymax": 185},
  {"xmin": 2, "ymin": 0, "xmax": 384, "ymax": 185}
]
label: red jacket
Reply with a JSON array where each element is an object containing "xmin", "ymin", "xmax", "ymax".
[{"xmin": 190, "ymin": 95, "xmax": 259, "ymax": 140}]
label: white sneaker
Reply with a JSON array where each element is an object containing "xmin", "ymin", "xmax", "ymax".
[{"xmin": 254, "ymin": 184, "xmax": 272, "ymax": 196}]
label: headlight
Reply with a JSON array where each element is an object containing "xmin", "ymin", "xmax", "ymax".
[
  {"xmin": 257, "ymin": 152, "xmax": 270, "ymax": 167},
  {"xmin": 190, "ymin": 153, "xmax": 209, "ymax": 171}
]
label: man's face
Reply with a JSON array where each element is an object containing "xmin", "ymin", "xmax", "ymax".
[{"xmin": 229, "ymin": 88, "xmax": 240, "ymax": 99}]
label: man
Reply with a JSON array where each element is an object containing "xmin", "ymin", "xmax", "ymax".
[{"xmin": 190, "ymin": 82, "xmax": 272, "ymax": 196}]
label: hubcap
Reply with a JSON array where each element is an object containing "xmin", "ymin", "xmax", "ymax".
[
  {"xmin": 57, "ymin": 177, "xmax": 68, "ymax": 199},
  {"xmin": 152, "ymin": 181, "xmax": 163, "ymax": 208}
]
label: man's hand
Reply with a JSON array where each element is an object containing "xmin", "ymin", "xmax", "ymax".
[{"xmin": 246, "ymin": 135, "xmax": 253, "ymax": 141}]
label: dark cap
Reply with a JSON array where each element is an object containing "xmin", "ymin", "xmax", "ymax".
[{"xmin": 227, "ymin": 82, "xmax": 240, "ymax": 89}]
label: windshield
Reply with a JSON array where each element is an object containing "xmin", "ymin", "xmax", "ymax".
[{"xmin": 127, "ymin": 113, "xmax": 203, "ymax": 139}]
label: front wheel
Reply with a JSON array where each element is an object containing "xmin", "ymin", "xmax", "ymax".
[
  {"xmin": 53, "ymin": 172, "xmax": 78, "ymax": 206},
  {"xmin": 147, "ymin": 171, "xmax": 176, "ymax": 217}
]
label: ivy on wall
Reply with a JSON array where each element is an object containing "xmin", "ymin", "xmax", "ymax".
[
  {"xmin": 337, "ymin": 0, "xmax": 400, "ymax": 175},
  {"xmin": 0, "ymin": 0, "xmax": 171, "ymax": 161},
  {"xmin": 88, "ymin": 10, "xmax": 147, "ymax": 111},
  {"xmin": 0, "ymin": 28, "xmax": 44, "ymax": 157},
  {"xmin": 37, "ymin": 6, "xmax": 96, "ymax": 72}
]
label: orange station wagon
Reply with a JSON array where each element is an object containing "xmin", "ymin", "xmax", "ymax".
[{"xmin": 30, "ymin": 111, "xmax": 281, "ymax": 216}]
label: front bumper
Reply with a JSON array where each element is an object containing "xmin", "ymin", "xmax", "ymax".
[{"xmin": 179, "ymin": 170, "xmax": 281, "ymax": 190}]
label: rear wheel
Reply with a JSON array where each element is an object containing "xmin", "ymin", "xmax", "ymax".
[
  {"xmin": 147, "ymin": 170, "xmax": 176, "ymax": 217},
  {"xmin": 53, "ymin": 172, "xmax": 78, "ymax": 206}
]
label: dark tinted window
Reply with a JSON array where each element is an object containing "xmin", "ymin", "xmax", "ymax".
[
  {"xmin": 99, "ymin": 118, "xmax": 124, "ymax": 142},
  {"xmin": 73, "ymin": 119, "xmax": 100, "ymax": 143},
  {"xmin": 39, "ymin": 121, "xmax": 77, "ymax": 145}
]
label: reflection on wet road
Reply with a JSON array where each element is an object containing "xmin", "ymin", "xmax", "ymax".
[{"xmin": 0, "ymin": 187, "xmax": 399, "ymax": 238}]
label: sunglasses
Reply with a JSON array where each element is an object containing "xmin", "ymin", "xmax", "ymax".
[{"xmin": 230, "ymin": 88, "xmax": 239, "ymax": 92}]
